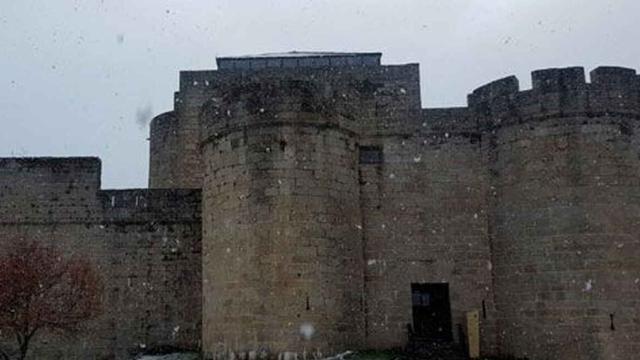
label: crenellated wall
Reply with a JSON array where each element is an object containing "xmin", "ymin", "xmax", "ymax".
[
  {"xmin": 4, "ymin": 54, "xmax": 640, "ymax": 360},
  {"xmin": 184, "ymin": 59, "xmax": 496, "ymax": 357},
  {"xmin": 147, "ymin": 59, "xmax": 640, "ymax": 359},
  {"xmin": 468, "ymin": 66, "xmax": 640, "ymax": 359},
  {"xmin": 187, "ymin": 62, "xmax": 445, "ymax": 358},
  {"xmin": 0, "ymin": 158, "xmax": 202, "ymax": 360}
]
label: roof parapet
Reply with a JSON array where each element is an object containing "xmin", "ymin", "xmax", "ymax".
[
  {"xmin": 467, "ymin": 76, "xmax": 519, "ymax": 107},
  {"xmin": 531, "ymin": 67, "xmax": 586, "ymax": 92},
  {"xmin": 590, "ymin": 66, "xmax": 638, "ymax": 89}
]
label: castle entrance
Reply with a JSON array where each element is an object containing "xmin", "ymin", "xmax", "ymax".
[{"xmin": 411, "ymin": 283, "xmax": 453, "ymax": 341}]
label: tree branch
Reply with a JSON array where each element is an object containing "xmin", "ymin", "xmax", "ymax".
[
  {"xmin": 0, "ymin": 240, "xmax": 103, "ymax": 360},
  {"xmin": 0, "ymin": 347, "xmax": 11, "ymax": 360}
]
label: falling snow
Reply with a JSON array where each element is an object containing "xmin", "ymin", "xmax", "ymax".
[{"xmin": 299, "ymin": 323, "xmax": 315, "ymax": 340}]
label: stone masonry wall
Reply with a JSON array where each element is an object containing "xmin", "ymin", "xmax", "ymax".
[
  {"xmin": 168, "ymin": 61, "xmax": 498, "ymax": 356},
  {"xmin": 360, "ymin": 107, "xmax": 496, "ymax": 352},
  {"xmin": 148, "ymin": 63, "xmax": 423, "ymax": 190},
  {"xmin": 149, "ymin": 111, "xmax": 181, "ymax": 188},
  {"xmin": 148, "ymin": 81, "xmax": 209, "ymax": 189},
  {"xmin": 6, "ymin": 55, "xmax": 640, "ymax": 360},
  {"xmin": 0, "ymin": 158, "xmax": 202, "ymax": 360},
  {"xmin": 469, "ymin": 66, "xmax": 640, "ymax": 359},
  {"xmin": 200, "ymin": 74, "xmax": 365, "ymax": 358}
]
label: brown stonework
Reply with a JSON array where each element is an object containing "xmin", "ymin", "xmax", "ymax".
[
  {"xmin": 0, "ymin": 158, "xmax": 201, "ymax": 359},
  {"xmin": 2, "ymin": 52, "xmax": 639, "ymax": 360},
  {"xmin": 470, "ymin": 66, "xmax": 640, "ymax": 359}
]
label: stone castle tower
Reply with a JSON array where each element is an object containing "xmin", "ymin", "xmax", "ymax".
[
  {"xmin": 149, "ymin": 52, "xmax": 640, "ymax": 359},
  {"xmin": 1, "ymin": 51, "xmax": 639, "ymax": 359}
]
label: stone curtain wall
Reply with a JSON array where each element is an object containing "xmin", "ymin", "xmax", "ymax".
[
  {"xmin": 0, "ymin": 158, "xmax": 202, "ymax": 359},
  {"xmin": 360, "ymin": 106, "xmax": 496, "ymax": 352}
]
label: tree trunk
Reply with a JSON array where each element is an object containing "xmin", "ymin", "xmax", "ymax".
[
  {"xmin": 16, "ymin": 332, "xmax": 33, "ymax": 360},
  {"xmin": 18, "ymin": 341, "xmax": 28, "ymax": 360},
  {"xmin": 18, "ymin": 342, "xmax": 28, "ymax": 360}
]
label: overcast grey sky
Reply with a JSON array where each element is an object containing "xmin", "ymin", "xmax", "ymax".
[{"xmin": 1, "ymin": 0, "xmax": 639, "ymax": 188}]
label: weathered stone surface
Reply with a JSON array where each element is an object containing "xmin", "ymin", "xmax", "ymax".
[
  {"xmin": 2, "ymin": 53, "xmax": 640, "ymax": 360},
  {"xmin": 473, "ymin": 67, "xmax": 640, "ymax": 359},
  {"xmin": 0, "ymin": 158, "xmax": 202, "ymax": 359}
]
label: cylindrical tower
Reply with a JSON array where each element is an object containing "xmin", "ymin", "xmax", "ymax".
[
  {"xmin": 470, "ymin": 67, "xmax": 640, "ymax": 359},
  {"xmin": 149, "ymin": 111, "xmax": 179, "ymax": 188},
  {"xmin": 149, "ymin": 72, "xmax": 213, "ymax": 189},
  {"xmin": 200, "ymin": 75, "xmax": 365, "ymax": 358}
]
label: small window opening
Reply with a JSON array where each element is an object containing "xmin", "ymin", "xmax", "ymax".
[{"xmin": 359, "ymin": 145, "xmax": 383, "ymax": 164}]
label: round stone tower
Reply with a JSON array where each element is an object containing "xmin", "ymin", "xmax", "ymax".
[
  {"xmin": 469, "ymin": 67, "xmax": 640, "ymax": 359},
  {"xmin": 199, "ymin": 74, "xmax": 365, "ymax": 358},
  {"xmin": 149, "ymin": 111, "xmax": 179, "ymax": 188}
]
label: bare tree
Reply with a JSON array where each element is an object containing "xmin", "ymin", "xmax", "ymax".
[{"xmin": 0, "ymin": 241, "xmax": 102, "ymax": 360}]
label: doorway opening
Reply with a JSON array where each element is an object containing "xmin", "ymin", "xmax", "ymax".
[{"xmin": 411, "ymin": 283, "xmax": 453, "ymax": 341}]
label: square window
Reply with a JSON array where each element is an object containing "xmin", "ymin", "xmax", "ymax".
[{"xmin": 359, "ymin": 146, "xmax": 383, "ymax": 164}]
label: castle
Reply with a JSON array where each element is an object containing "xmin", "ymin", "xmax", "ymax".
[{"xmin": 1, "ymin": 51, "xmax": 639, "ymax": 360}]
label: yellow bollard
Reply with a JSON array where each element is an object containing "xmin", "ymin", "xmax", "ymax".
[{"xmin": 466, "ymin": 310, "xmax": 480, "ymax": 358}]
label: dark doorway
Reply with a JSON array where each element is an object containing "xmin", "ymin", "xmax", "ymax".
[{"xmin": 411, "ymin": 283, "xmax": 453, "ymax": 341}]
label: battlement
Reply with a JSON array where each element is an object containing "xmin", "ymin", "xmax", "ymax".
[
  {"xmin": 590, "ymin": 66, "xmax": 639, "ymax": 89},
  {"xmin": 467, "ymin": 76, "xmax": 520, "ymax": 107},
  {"xmin": 0, "ymin": 157, "xmax": 102, "ymax": 194},
  {"xmin": 531, "ymin": 66, "xmax": 586, "ymax": 92},
  {"xmin": 149, "ymin": 111, "xmax": 177, "ymax": 129},
  {"xmin": 0, "ymin": 156, "xmax": 101, "ymax": 175},
  {"xmin": 467, "ymin": 66, "xmax": 640, "ymax": 127},
  {"xmin": 0, "ymin": 157, "xmax": 102, "ymax": 223},
  {"xmin": 0, "ymin": 157, "xmax": 201, "ymax": 225}
]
